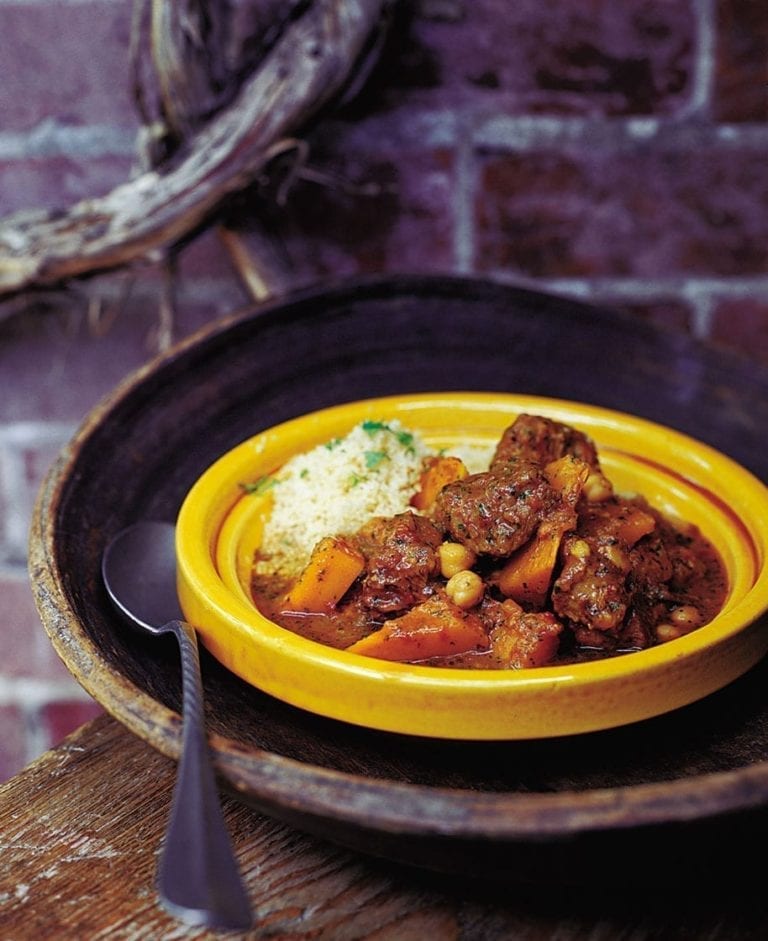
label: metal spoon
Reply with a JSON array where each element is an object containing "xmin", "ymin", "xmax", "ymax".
[{"xmin": 101, "ymin": 520, "xmax": 252, "ymax": 931}]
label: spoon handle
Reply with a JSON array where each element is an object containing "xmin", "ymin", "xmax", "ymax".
[{"xmin": 156, "ymin": 619, "xmax": 252, "ymax": 931}]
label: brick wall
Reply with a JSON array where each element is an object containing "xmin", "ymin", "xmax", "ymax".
[{"xmin": 1, "ymin": 0, "xmax": 767, "ymax": 780}]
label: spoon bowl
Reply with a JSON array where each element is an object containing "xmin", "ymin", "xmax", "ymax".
[
  {"xmin": 102, "ymin": 521, "xmax": 183, "ymax": 633},
  {"xmin": 101, "ymin": 521, "xmax": 252, "ymax": 931}
]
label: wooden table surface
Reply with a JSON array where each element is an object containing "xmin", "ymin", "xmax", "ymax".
[{"xmin": 1, "ymin": 713, "xmax": 766, "ymax": 940}]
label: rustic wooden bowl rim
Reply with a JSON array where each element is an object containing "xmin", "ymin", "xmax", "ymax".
[{"xmin": 27, "ymin": 274, "xmax": 768, "ymax": 868}]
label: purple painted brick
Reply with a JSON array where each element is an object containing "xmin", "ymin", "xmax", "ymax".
[
  {"xmin": 0, "ymin": 1, "xmax": 138, "ymax": 132},
  {"xmin": 175, "ymin": 228, "xmax": 244, "ymax": 283},
  {"xmin": 710, "ymin": 297, "xmax": 768, "ymax": 364},
  {"xmin": 0, "ymin": 154, "xmax": 135, "ymax": 216},
  {"xmin": 0, "ymin": 290, "xmax": 150, "ymax": 422},
  {"xmin": 0, "ymin": 267, "xmax": 247, "ymax": 423},
  {"xmin": 605, "ymin": 298, "xmax": 695, "ymax": 333},
  {"xmin": 0, "ymin": 428, "xmax": 71, "ymax": 565},
  {"xmin": 40, "ymin": 699, "xmax": 104, "ymax": 749},
  {"xmin": 475, "ymin": 148, "xmax": 768, "ymax": 278},
  {"xmin": 0, "ymin": 572, "xmax": 74, "ymax": 681},
  {"xmin": 269, "ymin": 117, "xmax": 457, "ymax": 281},
  {"xmin": 0, "ymin": 704, "xmax": 27, "ymax": 782},
  {"xmin": 713, "ymin": 0, "xmax": 768, "ymax": 122},
  {"xmin": 366, "ymin": 0, "xmax": 695, "ymax": 116}
]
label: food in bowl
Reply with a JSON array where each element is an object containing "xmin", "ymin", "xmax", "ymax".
[
  {"xmin": 175, "ymin": 393, "xmax": 768, "ymax": 739},
  {"xmin": 249, "ymin": 412, "xmax": 727, "ymax": 670}
]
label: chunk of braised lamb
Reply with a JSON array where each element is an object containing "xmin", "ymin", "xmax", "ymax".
[
  {"xmin": 665, "ymin": 527, "xmax": 710, "ymax": 589},
  {"xmin": 491, "ymin": 414, "xmax": 601, "ymax": 471},
  {"xmin": 627, "ymin": 531, "xmax": 674, "ymax": 599},
  {"xmin": 554, "ymin": 502, "xmax": 703, "ymax": 650},
  {"xmin": 621, "ymin": 605, "xmax": 665, "ymax": 650},
  {"xmin": 568, "ymin": 615, "xmax": 653, "ymax": 653},
  {"xmin": 551, "ymin": 531, "xmax": 631, "ymax": 636},
  {"xmin": 434, "ymin": 462, "xmax": 557, "ymax": 557},
  {"xmin": 354, "ymin": 511, "xmax": 442, "ymax": 614},
  {"xmin": 480, "ymin": 597, "xmax": 562, "ymax": 668},
  {"xmin": 626, "ymin": 513, "xmax": 706, "ymax": 600}
]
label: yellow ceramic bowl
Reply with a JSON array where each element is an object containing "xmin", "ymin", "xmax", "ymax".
[{"xmin": 176, "ymin": 393, "xmax": 768, "ymax": 740}]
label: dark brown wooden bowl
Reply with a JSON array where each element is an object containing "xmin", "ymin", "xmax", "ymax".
[{"xmin": 29, "ymin": 274, "xmax": 768, "ymax": 886}]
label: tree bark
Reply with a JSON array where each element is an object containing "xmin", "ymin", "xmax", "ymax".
[{"xmin": 0, "ymin": 0, "xmax": 387, "ymax": 299}]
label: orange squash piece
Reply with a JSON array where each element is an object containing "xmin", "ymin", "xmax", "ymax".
[
  {"xmin": 346, "ymin": 594, "xmax": 489, "ymax": 662},
  {"xmin": 496, "ymin": 530, "xmax": 563, "ymax": 607},
  {"xmin": 544, "ymin": 454, "xmax": 590, "ymax": 505},
  {"xmin": 282, "ymin": 536, "xmax": 365, "ymax": 614},
  {"xmin": 410, "ymin": 455, "xmax": 468, "ymax": 511},
  {"xmin": 497, "ymin": 456, "xmax": 590, "ymax": 607},
  {"xmin": 490, "ymin": 600, "xmax": 562, "ymax": 669},
  {"xmin": 615, "ymin": 507, "xmax": 656, "ymax": 545}
]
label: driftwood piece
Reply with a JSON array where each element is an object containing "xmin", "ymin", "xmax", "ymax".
[{"xmin": 0, "ymin": 0, "xmax": 387, "ymax": 300}]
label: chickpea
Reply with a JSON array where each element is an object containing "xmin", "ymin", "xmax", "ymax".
[
  {"xmin": 656, "ymin": 622, "xmax": 685, "ymax": 643},
  {"xmin": 584, "ymin": 471, "xmax": 613, "ymax": 503},
  {"xmin": 670, "ymin": 605, "xmax": 703, "ymax": 630},
  {"xmin": 445, "ymin": 570, "xmax": 484, "ymax": 609},
  {"xmin": 438, "ymin": 541, "xmax": 477, "ymax": 579},
  {"xmin": 569, "ymin": 539, "xmax": 591, "ymax": 560},
  {"xmin": 599, "ymin": 542, "xmax": 630, "ymax": 572}
]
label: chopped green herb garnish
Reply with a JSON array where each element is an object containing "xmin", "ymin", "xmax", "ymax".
[
  {"xmin": 361, "ymin": 420, "xmax": 388, "ymax": 435},
  {"xmin": 325, "ymin": 437, "xmax": 342, "ymax": 450},
  {"xmin": 393, "ymin": 429, "xmax": 415, "ymax": 451},
  {"xmin": 361, "ymin": 420, "xmax": 416, "ymax": 455},
  {"xmin": 364, "ymin": 450, "xmax": 389, "ymax": 470},
  {"xmin": 346, "ymin": 473, "xmax": 366, "ymax": 488},
  {"xmin": 240, "ymin": 475, "xmax": 277, "ymax": 496}
]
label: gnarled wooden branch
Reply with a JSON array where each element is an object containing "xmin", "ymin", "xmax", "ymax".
[{"xmin": 0, "ymin": 0, "xmax": 387, "ymax": 299}]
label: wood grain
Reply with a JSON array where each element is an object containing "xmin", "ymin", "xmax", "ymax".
[{"xmin": 1, "ymin": 715, "xmax": 767, "ymax": 939}]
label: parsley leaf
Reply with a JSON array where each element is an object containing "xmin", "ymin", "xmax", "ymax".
[
  {"xmin": 361, "ymin": 420, "xmax": 416, "ymax": 455},
  {"xmin": 361, "ymin": 420, "xmax": 388, "ymax": 435},
  {"xmin": 240, "ymin": 475, "xmax": 277, "ymax": 496},
  {"xmin": 364, "ymin": 450, "xmax": 389, "ymax": 470}
]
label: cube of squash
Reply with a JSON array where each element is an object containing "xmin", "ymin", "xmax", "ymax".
[
  {"xmin": 346, "ymin": 594, "xmax": 489, "ymax": 662},
  {"xmin": 496, "ymin": 529, "xmax": 563, "ymax": 607},
  {"xmin": 282, "ymin": 536, "xmax": 365, "ymax": 614},
  {"xmin": 497, "ymin": 456, "xmax": 590, "ymax": 607},
  {"xmin": 544, "ymin": 454, "xmax": 590, "ymax": 506},
  {"xmin": 615, "ymin": 507, "xmax": 656, "ymax": 545},
  {"xmin": 410, "ymin": 455, "xmax": 468, "ymax": 511}
]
